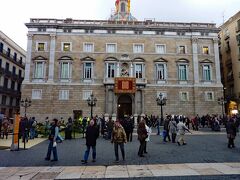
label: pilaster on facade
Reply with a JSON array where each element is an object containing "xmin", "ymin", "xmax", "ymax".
[
  {"xmin": 48, "ymin": 34, "xmax": 56, "ymax": 83},
  {"xmin": 191, "ymin": 37, "xmax": 199, "ymax": 84},
  {"xmin": 213, "ymin": 38, "xmax": 222, "ymax": 85},
  {"xmin": 23, "ymin": 34, "xmax": 33, "ymax": 83}
]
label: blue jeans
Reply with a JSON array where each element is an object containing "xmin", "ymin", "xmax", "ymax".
[
  {"xmin": 84, "ymin": 145, "xmax": 96, "ymax": 161},
  {"xmin": 30, "ymin": 128, "xmax": 35, "ymax": 139},
  {"xmin": 46, "ymin": 141, "xmax": 58, "ymax": 160},
  {"xmin": 114, "ymin": 142, "xmax": 125, "ymax": 161}
]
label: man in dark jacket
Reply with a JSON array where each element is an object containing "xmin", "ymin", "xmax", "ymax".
[
  {"xmin": 226, "ymin": 117, "xmax": 237, "ymax": 148},
  {"xmin": 81, "ymin": 120, "xmax": 99, "ymax": 164}
]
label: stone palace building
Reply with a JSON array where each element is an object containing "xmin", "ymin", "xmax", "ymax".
[{"xmin": 22, "ymin": 0, "xmax": 223, "ymax": 121}]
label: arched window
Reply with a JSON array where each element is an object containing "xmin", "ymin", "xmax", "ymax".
[{"xmin": 121, "ymin": 2, "xmax": 126, "ymax": 12}]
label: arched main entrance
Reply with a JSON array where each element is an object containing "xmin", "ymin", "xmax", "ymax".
[{"xmin": 117, "ymin": 95, "xmax": 132, "ymax": 119}]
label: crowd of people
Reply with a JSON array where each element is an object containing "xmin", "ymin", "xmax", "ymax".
[
  {"xmin": 43, "ymin": 113, "xmax": 240, "ymax": 163},
  {"xmin": 0, "ymin": 112, "xmax": 239, "ymax": 163}
]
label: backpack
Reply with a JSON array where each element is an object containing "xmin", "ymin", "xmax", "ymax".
[{"xmin": 32, "ymin": 120, "xmax": 37, "ymax": 127}]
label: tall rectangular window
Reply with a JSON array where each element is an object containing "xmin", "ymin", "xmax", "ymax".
[
  {"xmin": 178, "ymin": 64, "xmax": 187, "ymax": 81},
  {"xmin": 12, "ymin": 66, "xmax": 16, "ymax": 75},
  {"xmin": 203, "ymin": 65, "xmax": 211, "ymax": 81},
  {"xmin": 59, "ymin": 90, "xmax": 69, "ymax": 100},
  {"xmin": 5, "ymin": 62, "xmax": 9, "ymax": 71},
  {"xmin": 7, "ymin": 48, "xmax": 11, "ymax": 57},
  {"xmin": 156, "ymin": 64, "xmax": 166, "ymax": 80},
  {"xmin": 106, "ymin": 44, "xmax": 116, "ymax": 53},
  {"xmin": 133, "ymin": 44, "xmax": 144, "ymax": 53},
  {"xmin": 1, "ymin": 95, "xmax": 6, "ymax": 105},
  {"xmin": 0, "ymin": 42, "xmax": 3, "ymax": 52},
  {"xmin": 179, "ymin": 46, "xmax": 186, "ymax": 54},
  {"xmin": 107, "ymin": 63, "xmax": 115, "ymax": 78},
  {"xmin": 84, "ymin": 63, "xmax": 92, "ymax": 79},
  {"xmin": 82, "ymin": 90, "xmax": 92, "ymax": 100},
  {"xmin": 4, "ymin": 78, "xmax": 8, "ymax": 88},
  {"xmin": 34, "ymin": 62, "xmax": 44, "ymax": 79},
  {"xmin": 14, "ymin": 52, "xmax": 17, "ymax": 61},
  {"xmin": 202, "ymin": 46, "xmax": 209, "ymax": 54},
  {"xmin": 135, "ymin": 64, "xmax": 143, "ymax": 78},
  {"xmin": 32, "ymin": 89, "xmax": 42, "ymax": 100},
  {"xmin": 60, "ymin": 62, "xmax": 70, "ymax": 79},
  {"xmin": 84, "ymin": 43, "xmax": 94, "ymax": 52},
  {"xmin": 19, "ymin": 70, "xmax": 22, "ymax": 78},
  {"xmin": 11, "ymin": 81, "xmax": 15, "ymax": 90},
  {"xmin": 155, "ymin": 45, "xmax": 166, "ymax": 54}
]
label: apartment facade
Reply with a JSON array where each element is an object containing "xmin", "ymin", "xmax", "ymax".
[
  {"xmin": 22, "ymin": 0, "xmax": 223, "ymax": 121},
  {"xmin": 0, "ymin": 31, "xmax": 26, "ymax": 118},
  {"xmin": 219, "ymin": 11, "xmax": 240, "ymax": 114}
]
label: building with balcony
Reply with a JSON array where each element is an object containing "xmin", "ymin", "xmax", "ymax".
[
  {"xmin": 22, "ymin": 0, "xmax": 223, "ymax": 121},
  {"xmin": 219, "ymin": 11, "xmax": 240, "ymax": 114},
  {"xmin": 0, "ymin": 31, "xmax": 26, "ymax": 118}
]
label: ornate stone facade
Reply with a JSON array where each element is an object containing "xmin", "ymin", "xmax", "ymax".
[{"xmin": 22, "ymin": 3, "xmax": 223, "ymax": 121}]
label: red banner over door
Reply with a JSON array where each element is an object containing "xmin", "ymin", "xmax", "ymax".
[{"xmin": 114, "ymin": 77, "xmax": 136, "ymax": 94}]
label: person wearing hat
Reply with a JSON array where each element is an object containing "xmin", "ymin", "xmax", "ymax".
[
  {"xmin": 81, "ymin": 120, "xmax": 99, "ymax": 164},
  {"xmin": 45, "ymin": 118, "xmax": 59, "ymax": 161}
]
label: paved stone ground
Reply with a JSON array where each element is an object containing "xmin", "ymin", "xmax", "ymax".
[{"xmin": 0, "ymin": 128, "xmax": 240, "ymax": 179}]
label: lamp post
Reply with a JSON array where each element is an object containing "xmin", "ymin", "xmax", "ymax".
[
  {"xmin": 87, "ymin": 93, "xmax": 97, "ymax": 119},
  {"xmin": 218, "ymin": 97, "xmax": 226, "ymax": 119},
  {"xmin": 156, "ymin": 93, "xmax": 167, "ymax": 125},
  {"xmin": 20, "ymin": 98, "xmax": 31, "ymax": 117}
]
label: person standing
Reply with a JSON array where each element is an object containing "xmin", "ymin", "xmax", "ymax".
[
  {"xmin": 111, "ymin": 120, "xmax": 127, "ymax": 162},
  {"xmin": 137, "ymin": 121, "xmax": 148, "ymax": 157},
  {"xmin": 107, "ymin": 117, "xmax": 114, "ymax": 140},
  {"xmin": 177, "ymin": 119, "xmax": 191, "ymax": 146},
  {"xmin": 81, "ymin": 120, "xmax": 99, "ymax": 164},
  {"xmin": 2, "ymin": 117, "xmax": 10, "ymax": 139},
  {"xmin": 0, "ymin": 113, "xmax": 4, "ymax": 138},
  {"xmin": 45, "ymin": 118, "xmax": 59, "ymax": 161},
  {"xmin": 144, "ymin": 122, "xmax": 151, "ymax": 154},
  {"xmin": 226, "ymin": 117, "xmax": 237, "ymax": 148}
]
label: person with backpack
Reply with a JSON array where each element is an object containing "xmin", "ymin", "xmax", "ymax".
[{"xmin": 45, "ymin": 118, "xmax": 59, "ymax": 161}]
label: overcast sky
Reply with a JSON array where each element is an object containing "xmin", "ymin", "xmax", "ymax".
[{"xmin": 0, "ymin": 0, "xmax": 239, "ymax": 50}]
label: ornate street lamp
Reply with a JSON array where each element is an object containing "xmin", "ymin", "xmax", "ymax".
[
  {"xmin": 156, "ymin": 93, "xmax": 167, "ymax": 125},
  {"xmin": 87, "ymin": 93, "xmax": 97, "ymax": 119},
  {"xmin": 20, "ymin": 98, "xmax": 31, "ymax": 117},
  {"xmin": 218, "ymin": 97, "xmax": 227, "ymax": 118}
]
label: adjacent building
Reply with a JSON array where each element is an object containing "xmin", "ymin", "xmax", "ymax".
[
  {"xmin": 0, "ymin": 31, "xmax": 26, "ymax": 118},
  {"xmin": 219, "ymin": 11, "xmax": 240, "ymax": 114},
  {"xmin": 22, "ymin": 0, "xmax": 223, "ymax": 121}
]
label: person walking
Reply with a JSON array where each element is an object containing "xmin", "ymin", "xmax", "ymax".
[
  {"xmin": 144, "ymin": 122, "xmax": 151, "ymax": 154},
  {"xmin": 137, "ymin": 121, "xmax": 148, "ymax": 157},
  {"xmin": 226, "ymin": 117, "xmax": 237, "ymax": 148},
  {"xmin": 169, "ymin": 117, "xmax": 177, "ymax": 143},
  {"xmin": 81, "ymin": 120, "xmax": 99, "ymax": 164},
  {"xmin": 163, "ymin": 116, "xmax": 171, "ymax": 142},
  {"xmin": 107, "ymin": 117, "xmax": 114, "ymax": 140},
  {"xmin": 177, "ymin": 119, "xmax": 191, "ymax": 146},
  {"xmin": 45, "ymin": 118, "xmax": 59, "ymax": 161},
  {"xmin": 111, "ymin": 120, "xmax": 127, "ymax": 162}
]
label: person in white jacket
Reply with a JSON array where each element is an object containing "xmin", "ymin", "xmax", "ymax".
[
  {"xmin": 177, "ymin": 119, "xmax": 191, "ymax": 146},
  {"xmin": 144, "ymin": 123, "xmax": 152, "ymax": 153}
]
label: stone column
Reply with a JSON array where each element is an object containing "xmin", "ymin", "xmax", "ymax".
[
  {"xmin": 192, "ymin": 37, "xmax": 199, "ymax": 84},
  {"xmin": 213, "ymin": 38, "xmax": 222, "ymax": 84},
  {"xmin": 116, "ymin": 62, "xmax": 120, "ymax": 77},
  {"xmin": 130, "ymin": 63, "xmax": 133, "ymax": 77},
  {"xmin": 24, "ymin": 34, "xmax": 33, "ymax": 83},
  {"xmin": 48, "ymin": 34, "xmax": 56, "ymax": 83}
]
